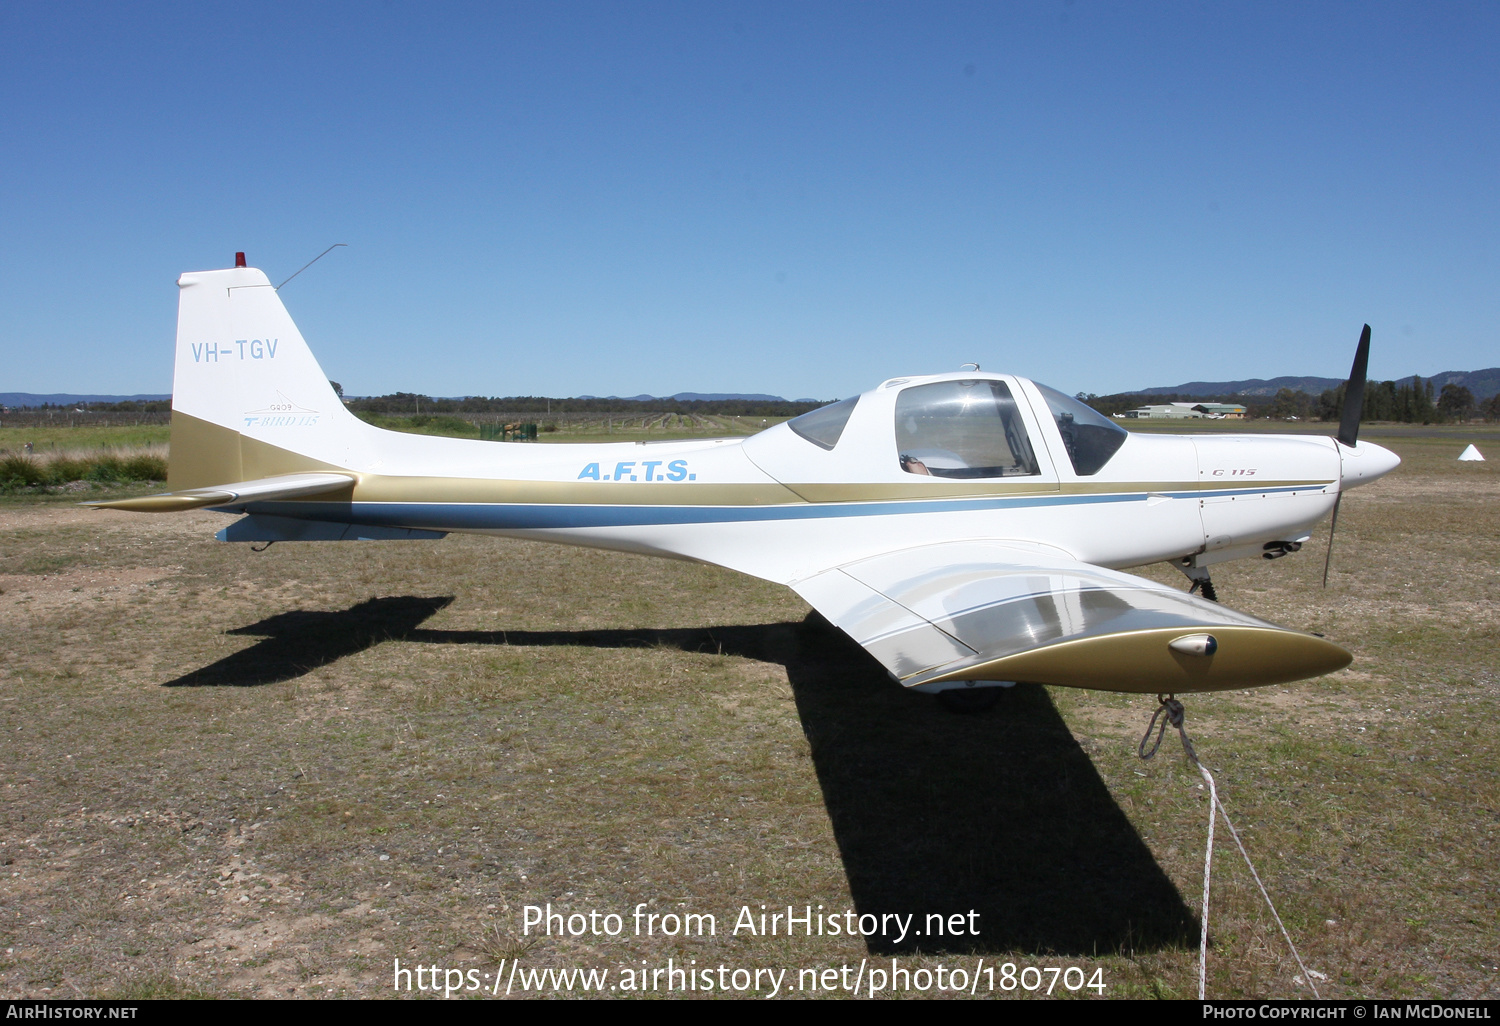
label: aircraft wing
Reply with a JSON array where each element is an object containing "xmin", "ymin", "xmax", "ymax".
[
  {"xmin": 83, "ymin": 472, "xmax": 355, "ymax": 513},
  {"xmin": 791, "ymin": 541, "xmax": 1350, "ymax": 694}
]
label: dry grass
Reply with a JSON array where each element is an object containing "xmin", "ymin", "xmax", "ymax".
[
  {"xmin": 0, "ymin": 447, "xmax": 168, "ymax": 492},
  {"xmin": 0, "ymin": 427, "xmax": 1496, "ymax": 999}
]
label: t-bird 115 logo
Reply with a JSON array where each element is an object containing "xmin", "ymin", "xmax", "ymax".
[{"xmin": 244, "ymin": 391, "xmax": 319, "ymax": 428}]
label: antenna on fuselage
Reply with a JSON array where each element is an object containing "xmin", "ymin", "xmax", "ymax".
[{"xmin": 276, "ymin": 243, "xmax": 349, "ymax": 291}]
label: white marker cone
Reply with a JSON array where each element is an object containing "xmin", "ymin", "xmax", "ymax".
[{"xmin": 1458, "ymin": 444, "xmax": 1485, "ymax": 461}]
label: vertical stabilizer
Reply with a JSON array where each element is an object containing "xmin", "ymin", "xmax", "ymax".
[{"xmin": 169, "ymin": 265, "xmax": 365, "ymax": 488}]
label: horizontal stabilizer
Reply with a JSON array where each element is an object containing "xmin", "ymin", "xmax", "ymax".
[
  {"xmin": 793, "ymin": 540, "xmax": 1351, "ymax": 694},
  {"xmin": 83, "ymin": 472, "xmax": 355, "ymax": 513}
]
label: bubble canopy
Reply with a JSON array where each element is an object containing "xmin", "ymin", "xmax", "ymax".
[
  {"xmin": 1032, "ymin": 383, "xmax": 1128, "ymax": 475},
  {"xmin": 786, "ymin": 377, "xmax": 1128, "ymax": 479},
  {"xmin": 894, "ymin": 379, "xmax": 1040, "ymax": 479},
  {"xmin": 787, "ymin": 395, "xmax": 860, "ymax": 450}
]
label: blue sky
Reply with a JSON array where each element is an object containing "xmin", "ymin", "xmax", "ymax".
[{"xmin": 2, "ymin": 2, "xmax": 1495, "ymax": 399}]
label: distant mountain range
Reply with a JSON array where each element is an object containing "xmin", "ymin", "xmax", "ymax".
[
  {"xmin": 6, "ymin": 369, "xmax": 1497, "ymax": 408},
  {"xmin": 1, "ymin": 390, "xmax": 819, "ymax": 408},
  {"xmin": 1, "ymin": 392, "xmax": 170, "ymax": 408},
  {"xmin": 1134, "ymin": 368, "xmax": 1500, "ymax": 400}
]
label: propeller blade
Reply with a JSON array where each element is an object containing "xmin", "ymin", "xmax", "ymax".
[
  {"xmin": 1327, "ymin": 325, "xmax": 1369, "ymax": 584},
  {"xmin": 1322, "ymin": 493, "xmax": 1343, "ymax": 588},
  {"xmin": 1338, "ymin": 324, "xmax": 1371, "ymax": 448}
]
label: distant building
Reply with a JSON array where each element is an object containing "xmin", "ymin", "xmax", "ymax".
[
  {"xmin": 1193, "ymin": 403, "xmax": 1247, "ymax": 419},
  {"xmin": 1122, "ymin": 403, "xmax": 1207, "ymax": 420},
  {"xmin": 1121, "ymin": 402, "xmax": 1246, "ymax": 420}
]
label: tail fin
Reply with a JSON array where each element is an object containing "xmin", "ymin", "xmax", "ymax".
[{"xmin": 169, "ymin": 265, "xmax": 366, "ymax": 488}]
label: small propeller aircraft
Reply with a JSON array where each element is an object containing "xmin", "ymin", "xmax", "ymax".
[{"xmin": 91, "ymin": 257, "xmax": 1400, "ymax": 706}]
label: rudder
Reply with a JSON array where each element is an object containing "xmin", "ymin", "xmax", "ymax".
[{"xmin": 169, "ymin": 264, "xmax": 365, "ymax": 488}]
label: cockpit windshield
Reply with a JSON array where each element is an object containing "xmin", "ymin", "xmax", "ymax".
[
  {"xmin": 895, "ymin": 380, "xmax": 1039, "ymax": 478},
  {"xmin": 788, "ymin": 395, "xmax": 859, "ymax": 450},
  {"xmin": 1033, "ymin": 383, "xmax": 1127, "ymax": 476}
]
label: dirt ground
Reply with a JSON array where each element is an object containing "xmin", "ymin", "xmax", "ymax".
[{"xmin": 0, "ymin": 430, "xmax": 1496, "ymax": 999}]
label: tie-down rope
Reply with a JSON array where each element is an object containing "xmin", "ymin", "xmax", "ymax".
[{"xmin": 1139, "ymin": 696, "xmax": 1320, "ymax": 1000}]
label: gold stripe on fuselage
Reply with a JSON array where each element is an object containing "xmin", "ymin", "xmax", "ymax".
[
  {"xmin": 785, "ymin": 479, "xmax": 1330, "ymax": 503},
  {"xmin": 166, "ymin": 412, "xmax": 1333, "ymax": 509}
]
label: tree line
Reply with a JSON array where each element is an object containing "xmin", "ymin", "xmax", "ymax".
[
  {"xmin": 340, "ymin": 390, "xmax": 828, "ymax": 418},
  {"xmin": 30, "ymin": 380, "xmax": 1500, "ymax": 423},
  {"xmin": 1079, "ymin": 378, "xmax": 1497, "ymax": 423},
  {"xmin": 14, "ymin": 390, "xmax": 826, "ymax": 418},
  {"xmin": 1316, "ymin": 378, "xmax": 1492, "ymax": 423},
  {"xmin": 9, "ymin": 399, "xmax": 171, "ymax": 413}
]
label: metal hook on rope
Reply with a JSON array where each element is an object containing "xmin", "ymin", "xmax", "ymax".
[
  {"xmin": 1136, "ymin": 693, "xmax": 1320, "ymax": 1000},
  {"xmin": 1138, "ymin": 694, "xmax": 1196, "ymax": 762}
]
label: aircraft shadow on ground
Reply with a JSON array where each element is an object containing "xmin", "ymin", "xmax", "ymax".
[
  {"xmin": 166, "ymin": 596, "xmax": 1195, "ymax": 955},
  {"xmin": 162, "ymin": 595, "xmax": 456, "ymax": 688}
]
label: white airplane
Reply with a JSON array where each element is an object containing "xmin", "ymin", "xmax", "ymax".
[{"xmin": 92, "ymin": 258, "xmax": 1400, "ymax": 708}]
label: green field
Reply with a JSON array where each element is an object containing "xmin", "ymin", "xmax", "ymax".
[
  {"xmin": 0, "ymin": 424, "xmax": 1495, "ymax": 999},
  {"xmin": 0, "ymin": 424, "xmax": 171, "ymax": 454},
  {"xmin": 354, "ymin": 411, "xmax": 782, "ymax": 445},
  {"xmin": 0, "ymin": 415, "xmax": 775, "ymax": 502},
  {"xmin": 0, "ymin": 415, "xmax": 776, "ymax": 458},
  {"xmin": 1126, "ymin": 417, "xmax": 1500, "ymax": 443}
]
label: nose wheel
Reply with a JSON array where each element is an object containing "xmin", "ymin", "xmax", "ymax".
[{"xmin": 1177, "ymin": 561, "xmax": 1219, "ymax": 603}]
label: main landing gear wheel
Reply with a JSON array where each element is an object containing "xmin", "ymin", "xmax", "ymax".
[{"xmin": 936, "ymin": 684, "xmax": 1011, "ymax": 714}]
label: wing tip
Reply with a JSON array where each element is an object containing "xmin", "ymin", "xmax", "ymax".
[
  {"xmin": 915, "ymin": 626, "xmax": 1352, "ymax": 694},
  {"xmin": 80, "ymin": 472, "xmax": 356, "ymax": 513},
  {"xmin": 82, "ymin": 492, "xmax": 233, "ymax": 512}
]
